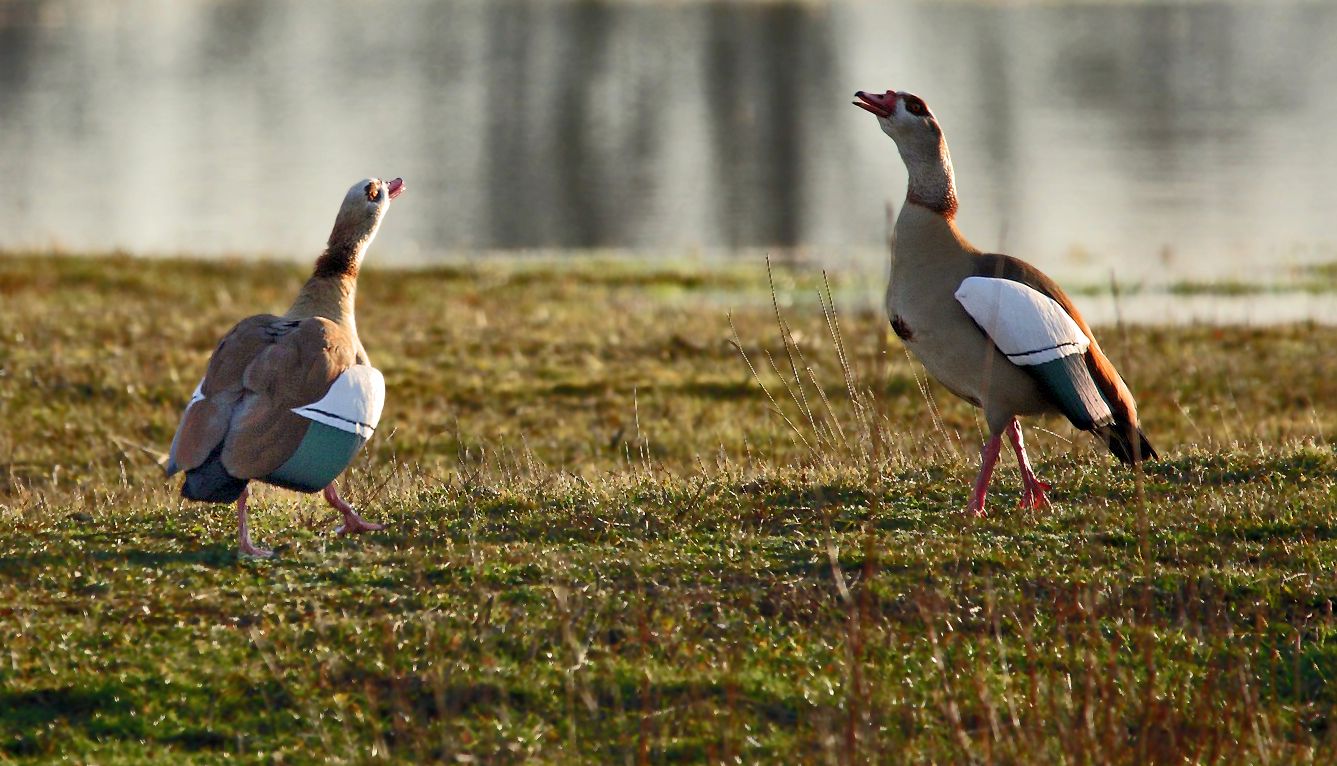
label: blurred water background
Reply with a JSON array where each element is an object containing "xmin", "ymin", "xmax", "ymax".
[{"xmin": 1, "ymin": 1, "xmax": 1335, "ymax": 320}]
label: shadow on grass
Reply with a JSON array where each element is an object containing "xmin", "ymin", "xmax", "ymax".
[
  {"xmin": 0, "ymin": 686, "xmax": 135, "ymax": 756},
  {"xmin": 89, "ymin": 546, "xmax": 239, "ymax": 568},
  {"xmin": 0, "ymin": 546, "xmax": 238, "ymax": 582},
  {"xmin": 345, "ymin": 673, "xmax": 801, "ymax": 731},
  {"xmin": 1, "ymin": 680, "xmax": 289, "ymax": 756},
  {"xmin": 1146, "ymin": 450, "xmax": 1335, "ymax": 488}
]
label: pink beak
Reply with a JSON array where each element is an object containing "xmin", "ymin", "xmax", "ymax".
[
  {"xmin": 386, "ymin": 177, "xmax": 406, "ymax": 199},
  {"xmin": 853, "ymin": 90, "xmax": 897, "ymax": 118}
]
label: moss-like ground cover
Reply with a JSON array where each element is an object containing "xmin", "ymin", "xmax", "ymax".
[{"xmin": 2, "ymin": 253, "xmax": 1336, "ymax": 763}]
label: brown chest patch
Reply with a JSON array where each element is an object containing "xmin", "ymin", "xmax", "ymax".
[{"xmin": 890, "ymin": 314, "xmax": 915, "ymax": 342}]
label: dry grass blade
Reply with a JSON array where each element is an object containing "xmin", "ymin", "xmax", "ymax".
[
  {"xmin": 729, "ymin": 311, "xmax": 813, "ymax": 452},
  {"xmin": 766, "ymin": 256, "xmax": 823, "ymax": 440}
]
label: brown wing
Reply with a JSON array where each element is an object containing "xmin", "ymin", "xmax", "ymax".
[
  {"xmin": 167, "ymin": 314, "xmax": 297, "ymax": 474},
  {"xmin": 974, "ymin": 253, "xmax": 1156, "ymax": 463},
  {"xmin": 219, "ymin": 317, "xmax": 358, "ymax": 479}
]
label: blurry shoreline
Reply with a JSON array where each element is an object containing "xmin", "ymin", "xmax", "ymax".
[{"xmin": 4, "ymin": 248, "xmax": 1336, "ymax": 326}]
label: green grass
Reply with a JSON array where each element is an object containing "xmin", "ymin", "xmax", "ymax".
[{"xmin": 2, "ymin": 252, "xmax": 1336, "ymax": 764}]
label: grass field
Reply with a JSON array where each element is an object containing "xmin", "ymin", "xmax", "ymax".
[{"xmin": 2, "ymin": 252, "xmax": 1337, "ymax": 764}]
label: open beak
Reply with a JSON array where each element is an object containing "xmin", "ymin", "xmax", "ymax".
[
  {"xmin": 386, "ymin": 177, "xmax": 406, "ymax": 200},
  {"xmin": 853, "ymin": 90, "xmax": 896, "ymax": 118}
]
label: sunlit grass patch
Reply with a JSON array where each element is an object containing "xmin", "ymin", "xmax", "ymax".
[{"xmin": 1, "ymin": 252, "xmax": 1336, "ymax": 762}]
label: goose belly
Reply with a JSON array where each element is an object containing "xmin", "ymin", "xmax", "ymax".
[
  {"xmin": 264, "ymin": 365, "xmax": 385, "ymax": 492},
  {"xmin": 896, "ymin": 312, "xmax": 991, "ymax": 405},
  {"xmin": 888, "ymin": 296, "xmax": 1048, "ymax": 416}
]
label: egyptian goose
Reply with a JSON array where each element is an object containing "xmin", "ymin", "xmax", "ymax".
[
  {"xmin": 166, "ymin": 177, "xmax": 405, "ymax": 557},
  {"xmin": 853, "ymin": 90, "xmax": 1156, "ymax": 514}
]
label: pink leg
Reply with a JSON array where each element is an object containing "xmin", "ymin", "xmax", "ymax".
[
  {"xmin": 969, "ymin": 433, "xmax": 1004, "ymax": 516},
  {"xmin": 237, "ymin": 487, "xmax": 274, "ymax": 559},
  {"xmin": 324, "ymin": 483, "xmax": 384, "ymax": 536},
  {"xmin": 1006, "ymin": 419, "xmax": 1051, "ymax": 510}
]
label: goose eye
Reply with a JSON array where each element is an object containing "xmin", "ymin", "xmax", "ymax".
[
  {"xmin": 365, "ymin": 182, "xmax": 380, "ymax": 201},
  {"xmin": 906, "ymin": 100, "xmax": 923, "ymax": 115}
]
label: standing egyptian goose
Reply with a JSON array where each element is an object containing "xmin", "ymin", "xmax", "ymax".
[
  {"xmin": 166, "ymin": 177, "xmax": 405, "ymax": 557},
  {"xmin": 853, "ymin": 89, "xmax": 1155, "ymax": 514}
]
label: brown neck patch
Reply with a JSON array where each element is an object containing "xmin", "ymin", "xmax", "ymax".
[
  {"xmin": 312, "ymin": 243, "xmax": 361, "ymax": 279},
  {"xmin": 313, "ymin": 210, "xmax": 373, "ymax": 279},
  {"xmin": 907, "ymin": 187, "xmax": 958, "ymax": 218},
  {"xmin": 903, "ymin": 137, "xmax": 959, "ymax": 219}
]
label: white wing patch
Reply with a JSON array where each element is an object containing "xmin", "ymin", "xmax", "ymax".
[
  {"xmin": 955, "ymin": 277, "xmax": 1089, "ymax": 366},
  {"xmin": 291, "ymin": 365, "xmax": 386, "ymax": 439}
]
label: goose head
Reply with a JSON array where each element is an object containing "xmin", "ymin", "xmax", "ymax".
[
  {"xmin": 853, "ymin": 90, "xmax": 943, "ymax": 158},
  {"xmin": 854, "ymin": 89, "xmax": 957, "ymax": 215},
  {"xmin": 327, "ymin": 177, "xmax": 406, "ymax": 254}
]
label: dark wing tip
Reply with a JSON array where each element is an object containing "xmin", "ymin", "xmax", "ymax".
[{"xmin": 1100, "ymin": 424, "xmax": 1157, "ymax": 465}]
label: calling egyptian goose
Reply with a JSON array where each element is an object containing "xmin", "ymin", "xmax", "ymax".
[
  {"xmin": 853, "ymin": 89, "xmax": 1156, "ymax": 514},
  {"xmin": 165, "ymin": 177, "xmax": 405, "ymax": 557}
]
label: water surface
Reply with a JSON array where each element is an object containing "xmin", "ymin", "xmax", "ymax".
[{"xmin": 0, "ymin": 1, "xmax": 1334, "ymax": 304}]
